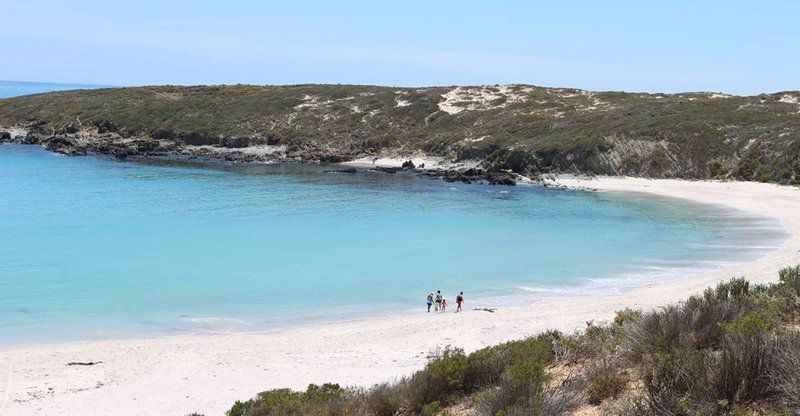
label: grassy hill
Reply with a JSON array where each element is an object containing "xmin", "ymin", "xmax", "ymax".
[{"xmin": 1, "ymin": 84, "xmax": 799, "ymax": 183}]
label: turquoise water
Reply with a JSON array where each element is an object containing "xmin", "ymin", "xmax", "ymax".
[
  {"xmin": 0, "ymin": 144, "xmax": 788, "ymax": 345},
  {"xmin": 0, "ymin": 80, "xmax": 107, "ymax": 99}
]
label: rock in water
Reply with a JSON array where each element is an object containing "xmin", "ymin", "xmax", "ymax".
[{"xmin": 44, "ymin": 136, "xmax": 86, "ymax": 156}]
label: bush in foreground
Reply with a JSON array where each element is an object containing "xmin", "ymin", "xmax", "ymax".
[{"xmin": 224, "ymin": 266, "xmax": 800, "ymax": 416}]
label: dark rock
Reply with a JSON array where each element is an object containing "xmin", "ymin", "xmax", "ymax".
[
  {"xmin": 324, "ymin": 168, "xmax": 358, "ymax": 174},
  {"xmin": 24, "ymin": 132, "xmax": 47, "ymax": 145},
  {"xmin": 151, "ymin": 128, "xmax": 175, "ymax": 141},
  {"xmin": 0, "ymin": 131, "xmax": 10, "ymax": 142},
  {"xmin": 67, "ymin": 361, "xmax": 102, "ymax": 366},
  {"xmin": 131, "ymin": 139, "xmax": 159, "ymax": 153},
  {"xmin": 486, "ymin": 171, "xmax": 517, "ymax": 186},
  {"xmin": 373, "ymin": 166, "xmax": 402, "ymax": 174},
  {"xmin": 27, "ymin": 120, "xmax": 50, "ymax": 135},
  {"xmin": 178, "ymin": 131, "xmax": 218, "ymax": 146},
  {"xmin": 316, "ymin": 154, "xmax": 347, "ymax": 164},
  {"xmin": 219, "ymin": 136, "xmax": 251, "ymax": 148},
  {"xmin": 44, "ymin": 136, "xmax": 86, "ymax": 156},
  {"xmin": 401, "ymin": 160, "xmax": 415, "ymax": 170},
  {"xmin": 422, "ymin": 167, "xmax": 515, "ymax": 186},
  {"xmin": 93, "ymin": 119, "xmax": 118, "ymax": 133}
]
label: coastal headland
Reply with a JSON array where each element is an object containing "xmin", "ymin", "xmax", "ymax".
[{"xmin": 2, "ymin": 84, "xmax": 799, "ymax": 186}]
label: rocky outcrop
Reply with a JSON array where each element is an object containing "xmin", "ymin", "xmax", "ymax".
[
  {"xmin": 44, "ymin": 135, "xmax": 86, "ymax": 156},
  {"xmin": 421, "ymin": 168, "xmax": 518, "ymax": 186},
  {"xmin": 8, "ymin": 126, "xmax": 179, "ymax": 160}
]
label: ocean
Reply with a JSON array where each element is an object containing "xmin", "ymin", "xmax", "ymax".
[
  {"xmin": 0, "ymin": 144, "xmax": 788, "ymax": 345},
  {"xmin": 0, "ymin": 80, "xmax": 108, "ymax": 99},
  {"xmin": 0, "ymin": 82, "xmax": 789, "ymax": 345}
]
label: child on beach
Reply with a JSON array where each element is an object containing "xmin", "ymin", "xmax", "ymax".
[
  {"xmin": 426, "ymin": 293, "xmax": 434, "ymax": 312},
  {"xmin": 441, "ymin": 297, "xmax": 447, "ymax": 312},
  {"xmin": 456, "ymin": 291, "xmax": 463, "ymax": 312}
]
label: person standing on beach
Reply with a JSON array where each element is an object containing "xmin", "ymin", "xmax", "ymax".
[
  {"xmin": 441, "ymin": 297, "xmax": 447, "ymax": 312},
  {"xmin": 456, "ymin": 291, "xmax": 464, "ymax": 312},
  {"xmin": 435, "ymin": 290, "xmax": 443, "ymax": 312},
  {"xmin": 426, "ymin": 292, "xmax": 434, "ymax": 312}
]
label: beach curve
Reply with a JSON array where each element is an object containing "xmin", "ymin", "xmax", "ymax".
[{"xmin": 1, "ymin": 177, "xmax": 799, "ymax": 416}]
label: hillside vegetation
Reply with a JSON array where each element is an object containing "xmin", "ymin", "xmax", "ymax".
[
  {"xmin": 191, "ymin": 266, "xmax": 800, "ymax": 415},
  {"xmin": 1, "ymin": 84, "xmax": 800, "ymax": 183}
]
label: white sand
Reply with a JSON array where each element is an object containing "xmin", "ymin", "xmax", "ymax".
[
  {"xmin": 1, "ymin": 177, "xmax": 799, "ymax": 416},
  {"xmin": 341, "ymin": 154, "xmax": 480, "ymax": 171}
]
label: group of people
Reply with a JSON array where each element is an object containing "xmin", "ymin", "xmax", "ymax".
[{"xmin": 426, "ymin": 290, "xmax": 463, "ymax": 313}]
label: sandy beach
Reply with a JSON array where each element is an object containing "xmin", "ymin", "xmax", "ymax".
[{"xmin": 1, "ymin": 177, "xmax": 799, "ymax": 416}]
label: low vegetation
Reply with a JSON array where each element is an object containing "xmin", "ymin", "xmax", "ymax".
[
  {"xmin": 2, "ymin": 85, "xmax": 799, "ymax": 182},
  {"xmin": 180, "ymin": 266, "xmax": 800, "ymax": 415}
]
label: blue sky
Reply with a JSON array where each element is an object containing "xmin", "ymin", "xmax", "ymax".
[{"xmin": 1, "ymin": 1, "xmax": 798, "ymax": 94}]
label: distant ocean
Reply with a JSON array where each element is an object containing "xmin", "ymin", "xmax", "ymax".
[{"xmin": 0, "ymin": 80, "xmax": 109, "ymax": 99}]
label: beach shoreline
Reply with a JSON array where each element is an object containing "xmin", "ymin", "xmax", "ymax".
[{"xmin": 2, "ymin": 177, "xmax": 799, "ymax": 416}]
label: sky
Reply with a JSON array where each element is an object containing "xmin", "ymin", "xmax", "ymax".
[{"xmin": 1, "ymin": 1, "xmax": 798, "ymax": 95}]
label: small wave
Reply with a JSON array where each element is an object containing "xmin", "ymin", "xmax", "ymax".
[
  {"xmin": 518, "ymin": 286, "xmax": 579, "ymax": 295},
  {"xmin": 688, "ymin": 243, "xmax": 783, "ymax": 249},
  {"xmin": 180, "ymin": 316, "xmax": 249, "ymax": 325},
  {"xmin": 179, "ymin": 316, "xmax": 255, "ymax": 333},
  {"xmin": 515, "ymin": 261, "xmax": 725, "ymax": 301}
]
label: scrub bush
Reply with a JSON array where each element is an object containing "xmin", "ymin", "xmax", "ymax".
[{"xmin": 226, "ymin": 267, "xmax": 800, "ymax": 415}]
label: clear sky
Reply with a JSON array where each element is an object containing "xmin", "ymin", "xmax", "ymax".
[{"xmin": 1, "ymin": 1, "xmax": 797, "ymax": 95}]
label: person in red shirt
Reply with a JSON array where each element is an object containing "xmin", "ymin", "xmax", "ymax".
[{"xmin": 456, "ymin": 291, "xmax": 464, "ymax": 312}]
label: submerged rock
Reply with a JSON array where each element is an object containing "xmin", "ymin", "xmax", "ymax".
[
  {"xmin": 324, "ymin": 168, "xmax": 358, "ymax": 174},
  {"xmin": 373, "ymin": 166, "xmax": 403, "ymax": 174}
]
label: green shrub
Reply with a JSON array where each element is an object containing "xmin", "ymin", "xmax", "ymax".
[
  {"xmin": 361, "ymin": 382, "xmax": 404, "ymax": 416},
  {"xmin": 614, "ymin": 308, "xmax": 642, "ymax": 326},
  {"xmin": 462, "ymin": 333, "xmax": 558, "ymax": 390},
  {"xmin": 420, "ymin": 400, "xmax": 442, "ymax": 416},
  {"xmin": 478, "ymin": 360, "xmax": 547, "ymax": 415},
  {"xmin": 586, "ymin": 359, "xmax": 627, "ymax": 405},
  {"xmin": 779, "ymin": 265, "xmax": 800, "ymax": 294},
  {"xmin": 640, "ymin": 349, "xmax": 715, "ymax": 414},
  {"xmin": 404, "ymin": 347, "xmax": 469, "ymax": 407},
  {"xmin": 227, "ymin": 400, "xmax": 249, "ymax": 416},
  {"xmin": 768, "ymin": 333, "xmax": 800, "ymax": 409},
  {"xmin": 625, "ymin": 279, "xmax": 753, "ymax": 359},
  {"xmin": 716, "ymin": 334, "xmax": 772, "ymax": 404},
  {"xmin": 225, "ymin": 384, "xmax": 358, "ymax": 416},
  {"xmin": 721, "ymin": 312, "xmax": 776, "ymax": 337},
  {"xmin": 708, "ymin": 160, "xmax": 730, "ymax": 178}
]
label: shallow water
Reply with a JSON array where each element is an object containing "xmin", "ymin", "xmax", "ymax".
[{"xmin": 0, "ymin": 144, "xmax": 789, "ymax": 345}]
